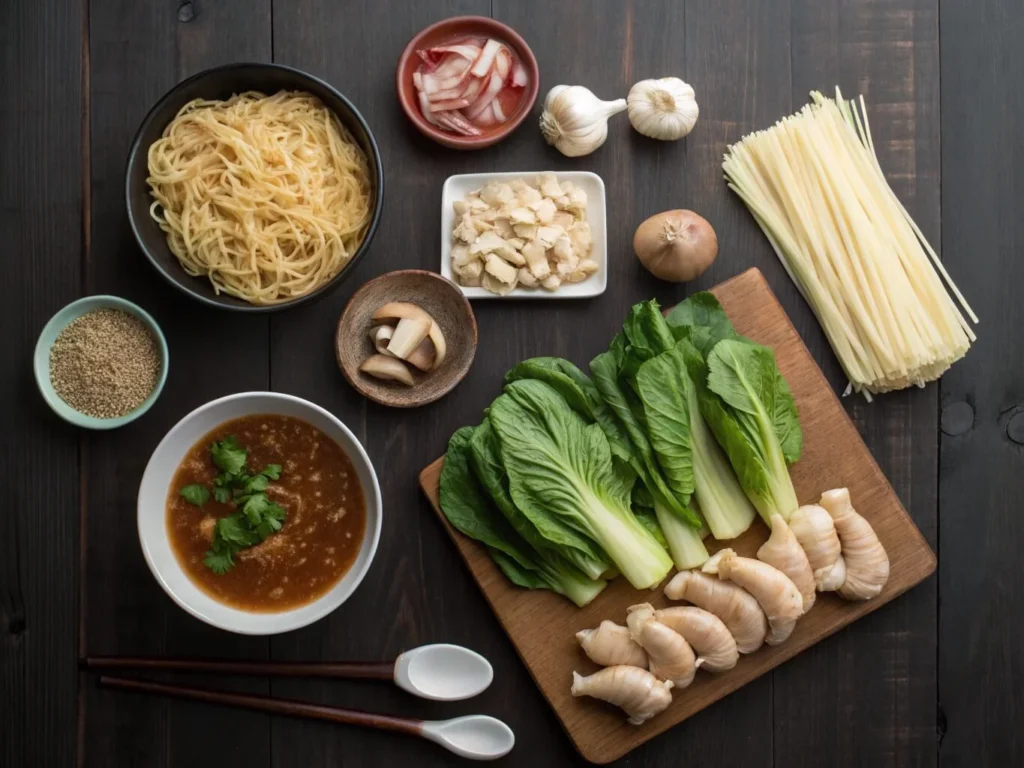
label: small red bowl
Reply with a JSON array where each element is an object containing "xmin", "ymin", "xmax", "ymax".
[{"xmin": 396, "ymin": 16, "xmax": 540, "ymax": 150}]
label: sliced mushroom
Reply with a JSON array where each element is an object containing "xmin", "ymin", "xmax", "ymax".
[
  {"xmin": 405, "ymin": 337, "xmax": 437, "ymax": 371},
  {"xmin": 371, "ymin": 302, "xmax": 447, "ymax": 369},
  {"xmin": 359, "ymin": 354, "xmax": 414, "ymax": 386},
  {"xmin": 369, "ymin": 325, "xmax": 394, "ymax": 355},
  {"xmin": 386, "ymin": 317, "xmax": 431, "ymax": 359}
]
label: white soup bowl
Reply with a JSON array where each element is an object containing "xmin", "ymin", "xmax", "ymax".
[{"xmin": 137, "ymin": 392, "xmax": 382, "ymax": 634}]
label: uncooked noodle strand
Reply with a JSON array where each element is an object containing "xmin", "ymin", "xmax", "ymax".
[{"xmin": 147, "ymin": 91, "xmax": 372, "ymax": 305}]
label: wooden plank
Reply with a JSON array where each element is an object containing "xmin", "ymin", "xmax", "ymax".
[
  {"xmin": 0, "ymin": 1, "xmax": 83, "ymax": 766},
  {"xmin": 777, "ymin": 2, "xmax": 941, "ymax": 766},
  {"xmin": 79, "ymin": 1, "xmax": 273, "ymax": 766},
  {"xmin": 267, "ymin": 2, "xmax": 533, "ymax": 767},
  {"xmin": 418, "ymin": 268, "xmax": 937, "ymax": 764},
  {"xmin": 939, "ymin": 1, "xmax": 1024, "ymax": 765}
]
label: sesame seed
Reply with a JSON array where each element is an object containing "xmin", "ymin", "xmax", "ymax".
[{"xmin": 49, "ymin": 308, "xmax": 161, "ymax": 419}]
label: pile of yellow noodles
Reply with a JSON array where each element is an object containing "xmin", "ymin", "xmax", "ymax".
[{"xmin": 147, "ymin": 91, "xmax": 372, "ymax": 305}]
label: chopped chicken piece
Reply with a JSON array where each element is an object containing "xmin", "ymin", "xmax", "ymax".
[
  {"xmin": 578, "ymin": 259, "xmax": 599, "ymax": 275},
  {"xmin": 506, "ymin": 237, "xmax": 525, "ymax": 250},
  {"xmin": 518, "ymin": 267, "xmax": 539, "ymax": 288},
  {"xmin": 457, "ymin": 259, "xmax": 483, "ymax": 279},
  {"xmin": 493, "ymin": 242, "xmax": 525, "ymax": 266},
  {"xmin": 535, "ymin": 225, "xmax": 565, "ymax": 249},
  {"xmin": 556, "ymin": 260, "xmax": 576, "ymax": 277},
  {"xmin": 538, "ymin": 173, "xmax": 563, "ymax": 199},
  {"xmin": 553, "ymin": 194, "xmax": 571, "ymax": 210},
  {"xmin": 551, "ymin": 234, "xmax": 574, "ymax": 264},
  {"xmin": 482, "ymin": 272, "xmax": 517, "ymax": 295},
  {"xmin": 461, "ymin": 273, "xmax": 482, "ymax": 287},
  {"xmin": 551, "ymin": 211, "xmax": 575, "ymax": 230},
  {"xmin": 569, "ymin": 221, "xmax": 592, "ymax": 252},
  {"xmin": 513, "ymin": 222, "xmax": 538, "ymax": 240},
  {"xmin": 541, "ymin": 274, "xmax": 562, "ymax": 291},
  {"xmin": 517, "ymin": 185, "xmax": 542, "ymax": 206},
  {"xmin": 453, "ymin": 212, "xmax": 478, "ymax": 244},
  {"xmin": 565, "ymin": 269, "xmax": 589, "ymax": 283},
  {"xmin": 567, "ymin": 187, "xmax": 588, "ymax": 212},
  {"xmin": 530, "ymin": 197, "xmax": 557, "ymax": 224},
  {"xmin": 493, "ymin": 217, "xmax": 515, "ymax": 239},
  {"xmin": 484, "ymin": 253, "xmax": 518, "ymax": 284},
  {"xmin": 521, "ymin": 240, "xmax": 551, "ymax": 280},
  {"xmin": 508, "ymin": 207, "xmax": 537, "ymax": 225},
  {"xmin": 469, "ymin": 230, "xmax": 508, "ymax": 256},
  {"xmin": 452, "ymin": 244, "xmax": 475, "ymax": 267},
  {"xmin": 453, "ymin": 200, "xmax": 469, "ymax": 215}
]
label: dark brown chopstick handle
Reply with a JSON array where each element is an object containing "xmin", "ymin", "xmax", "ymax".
[
  {"xmin": 84, "ymin": 657, "xmax": 396, "ymax": 681},
  {"xmin": 98, "ymin": 676, "xmax": 422, "ymax": 737}
]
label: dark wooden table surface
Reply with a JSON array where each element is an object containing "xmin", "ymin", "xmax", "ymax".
[{"xmin": 2, "ymin": 1, "xmax": 1021, "ymax": 766}]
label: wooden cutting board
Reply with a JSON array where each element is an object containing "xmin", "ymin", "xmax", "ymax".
[{"xmin": 418, "ymin": 268, "xmax": 936, "ymax": 764}]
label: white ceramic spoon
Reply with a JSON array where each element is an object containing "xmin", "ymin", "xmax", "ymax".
[{"xmin": 86, "ymin": 643, "xmax": 493, "ymax": 701}]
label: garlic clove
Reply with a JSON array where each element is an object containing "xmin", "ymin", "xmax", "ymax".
[
  {"xmin": 627, "ymin": 77, "xmax": 699, "ymax": 141},
  {"xmin": 539, "ymin": 84, "xmax": 627, "ymax": 157}
]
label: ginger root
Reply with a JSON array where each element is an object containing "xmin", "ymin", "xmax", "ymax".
[
  {"xmin": 663, "ymin": 569, "xmax": 767, "ymax": 654},
  {"xmin": 758, "ymin": 514, "xmax": 816, "ymax": 613},
  {"xmin": 819, "ymin": 488, "xmax": 889, "ymax": 601},
  {"xmin": 571, "ymin": 665, "xmax": 674, "ymax": 725},
  {"xmin": 789, "ymin": 503, "xmax": 846, "ymax": 592},
  {"xmin": 576, "ymin": 620, "xmax": 648, "ymax": 668},
  {"xmin": 626, "ymin": 603, "xmax": 698, "ymax": 688},
  {"xmin": 655, "ymin": 606, "xmax": 738, "ymax": 672},
  {"xmin": 703, "ymin": 548, "xmax": 803, "ymax": 645}
]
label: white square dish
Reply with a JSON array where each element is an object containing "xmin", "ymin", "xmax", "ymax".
[{"xmin": 440, "ymin": 171, "xmax": 608, "ymax": 299}]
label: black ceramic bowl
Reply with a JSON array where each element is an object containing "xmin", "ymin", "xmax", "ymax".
[{"xmin": 125, "ymin": 63, "xmax": 384, "ymax": 312}]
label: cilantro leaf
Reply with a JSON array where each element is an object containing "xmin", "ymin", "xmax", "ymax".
[
  {"xmin": 213, "ymin": 487, "xmax": 232, "ymax": 504},
  {"xmin": 243, "ymin": 474, "xmax": 270, "ymax": 493},
  {"xmin": 262, "ymin": 464, "xmax": 282, "ymax": 480},
  {"xmin": 241, "ymin": 493, "xmax": 271, "ymax": 526},
  {"xmin": 179, "ymin": 484, "xmax": 210, "ymax": 507},
  {"xmin": 210, "ymin": 436, "xmax": 247, "ymax": 475},
  {"xmin": 217, "ymin": 514, "xmax": 261, "ymax": 548},
  {"xmin": 203, "ymin": 548, "xmax": 235, "ymax": 575}
]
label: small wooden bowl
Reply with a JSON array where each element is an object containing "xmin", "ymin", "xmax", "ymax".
[
  {"xmin": 396, "ymin": 16, "xmax": 540, "ymax": 150},
  {"xmin": 336, "ymin": 271, "xmax": 477, "ymax": 408}
]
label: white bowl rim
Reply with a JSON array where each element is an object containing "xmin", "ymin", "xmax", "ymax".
[{"xmin": 137, "ymin": 391, "xmax": 383, "ymax": 635}]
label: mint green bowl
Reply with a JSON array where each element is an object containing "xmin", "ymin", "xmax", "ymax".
[{"xmin": 33, "ymin": 295, "xmax": 169, "ymax": 429}]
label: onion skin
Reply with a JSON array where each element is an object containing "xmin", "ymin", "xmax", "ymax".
[{"xmin": 633, "ymin": 210, "xmax": 718, "ymax": 282}]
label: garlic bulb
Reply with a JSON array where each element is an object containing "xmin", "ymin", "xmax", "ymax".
[
  {"xmin": 539, "ymin": 85, "xmax": 627, "ymax": 157},
  {"xmin": 627, "ymin": 77, "xmax": 698, "ymax": 141}
]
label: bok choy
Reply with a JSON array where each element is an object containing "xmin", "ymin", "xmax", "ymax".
[
  {"xmin": 489, "ymin": 379, "xmax": 673, "ymax": 590},
  {"xmin": 439, "ymin": 427, "xmax": 607, "ymax": 606}
]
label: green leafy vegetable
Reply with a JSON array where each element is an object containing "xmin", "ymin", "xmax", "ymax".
[
  {"xmin": 704, "ymin": 339, "xmax": 801, "ymax": 524},
  {"xmin": 591, "ymin": 345, "xmax": 707, "ymax": 569},
  {"xmin": 488, "ymin": 380, "xmax": 672, "ymax": 590},
  {"xmin": 440, "ymin": 426, "xmax": 606, "ymax": 606},
  {"xmin": 639, "ymin": 341, "xmax": 757, "ymax": 540},
  {"xmin": 179, "ymin": 484, "xmax": 210, "ymax": 507},
  {"xmin": 469, "ymin": 422, "xmax": 609, "ymax": 582}
]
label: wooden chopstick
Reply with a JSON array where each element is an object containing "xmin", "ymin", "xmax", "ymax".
[
  {"xmin": 97, "ymin": 676, "xmax": 422, "ymax": 735},
  {"xmin": 83, "ymin": 656, "xmax": 396, "ymax": 680}
]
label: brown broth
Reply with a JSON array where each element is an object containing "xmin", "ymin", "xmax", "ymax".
[{"xmin": 166, "ymin": 414, "xmax": 366, "ymax": 612}]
